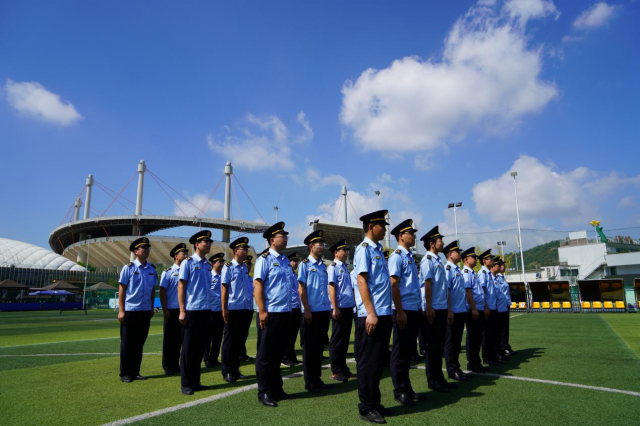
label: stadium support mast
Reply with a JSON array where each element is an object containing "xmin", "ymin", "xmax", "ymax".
[
  {"xmin": 342, "ymin": 186, "xmax": 348, "ymax": 223},
  {"xmin": 83, "ymin": 174, "xmax": 93, "ymax": 220},
  {"xmin": 222, "ymin": 162, "xmax": 232, "ymax": 243},
  {"xmin": 73, "ymin": 197, "xmax": 82, "ymax": 222},
  {"xmin": 135, "ymin": 160, "xmax": 145, "ymax": 216}
]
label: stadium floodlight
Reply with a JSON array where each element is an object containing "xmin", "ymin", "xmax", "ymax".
[
  {"xmin": 447, "ymin": 202, "xmax": 462, "ymax": 241},
  {"xmin": 274, "ymin": 206, "xmax": 278, "ymax": 222},
  {"xmin": 82, "ymin": 235, "xmax": 91, "ymax": 314},
  {"xmin": 511, "ymin": 171, "xmax": 528, "ymax": 309}
]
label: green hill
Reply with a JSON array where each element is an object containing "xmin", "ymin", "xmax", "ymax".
[{"xmin": 504, "ymin": 240, "xmax": 561, "ymax": 270}]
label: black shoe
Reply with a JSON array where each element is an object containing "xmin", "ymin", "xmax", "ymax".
[
  {"xmin": 258, "ymin": 394, "xmax": 278, "ymax": 407},
  {"xmin": 359, "ymin": 409, "xmax": 386, "ymax": 424},
  {"xmin": 281, "ymin": 360, "xmax": 294, "ymax": 367},
  {"xmin": 291, "ymin": 358, "xmax": 302, "ymax": 365},
  {"xmin": 442, "ymin": 381, "xmax": 458, "ymax": 389},
  {"xmin": 466, "ymin": 364, "xmax": 484, "ymax": 373},
  {"xmin": 332, "ymin": 373, "xmax": 348, "ymax": 382},
  {"xmin": 394, "ymin": 393, "xmax": 416, "ymax": 406},
  {"xmin": 205, "ymin": 360, "xmax": 220, "ymax": 368},
  {"xmin": 181, "ymin": 386, "xmax": 194, "ymax": 396},
  {"xmin": 457, "ymin": 369, "xmax": 471, "ymax": 379},
  {"xmin": 487, "ymin": 360, "xmax": 501, "ymax": 366},
  {"xmin": 164, "ymin": 369, "xmax": 176, "ymax": 376},
  {"xmin": 239, "ymin": 355, "xmax": 254, "ymax": 362},
  {"xmin": 419, "ymin": 349, "xmax": 426, "ymax": 356},
  {"xmin": 193, "ymin": 384, "xmax": 211, "ymax": 391},
  {"xmin": 234, "ymin": 371, "xmax": 250, "ymax": 380},
  {"xmin": 318, "ymin": 382, "xmax": 334, "ymax": 389},
  {"xmin": 411, "ymin": 353, "xmax": 424, "ymax": 362},
  {"xmin": 377, "ymin": 405, "xmax": 392, "ymax": 417},
  {"xmin": 497, "ymin": 355, "xmax": 508, "ymax": 362},
  {"xmin": 305, "ymin": 384, "xmax": 323, "ymax": 393},
  {"xmin": 274, "ymin": 391, "xmax": 297, "ymax": 400},
  {"xmin": 428, "ymin": 381, "xmax": 451, "ymax": 393},
  {"xmin": 223, "ymin": 373, "xmax": 237, "ymax": 383},
  {"xmin": 120, "ymin": 375, "xmax": 133, "ymax": 383},
  {"xmin": 449, "ymin": 371, "xmax": 468, "ymax": 381},
  {"xmin": 134, "ymin": 375, "xmax": 147, "ymax": 380},
  {"xmin": 410, "ymin": 392, "xmax": 427, "ymax": 401}
]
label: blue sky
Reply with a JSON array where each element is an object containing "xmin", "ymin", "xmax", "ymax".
[{"xmin": 1, "ymin": 0, "xmax": 639, "ymax": 254}]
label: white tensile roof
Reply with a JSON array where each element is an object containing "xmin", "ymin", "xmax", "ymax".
[{"xmin": 0, "ymin": 237, "xmax": 86, "ymax": 271}]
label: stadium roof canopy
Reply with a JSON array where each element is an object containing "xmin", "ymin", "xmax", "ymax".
[{"xmin": 0, "ymin": 237, "xmax": 86, "ymax": 272}]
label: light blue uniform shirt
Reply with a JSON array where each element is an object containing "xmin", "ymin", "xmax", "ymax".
[
  {"xmin": 289, "ymin": 268, "xmax": 301, "ymax": 309},
  {"xmin": 253, "ymin": 248, "xmax": 292, "ymax": 313},
  {"xmin": 478, "ymin": 266, "xmax": 497, "ymax": 310},
  {"xmin": 495, "ymin": 274, "xmax": 510, "ymax": 313},
  {"xmin": 353, "ymin": 237, "xmax": 392, "ymax": 318},
  {"xmin": 445, "ymin": 261, "xmax": 466, "ymax": 314},
  {"xmin": 221, "ymin": 259, "xmax": 254, "ymax": 311},
  {"xmin": 499, "ymin": 274, "xmax": 512, "ymax": 305},
  {"xmin": 463, "ymin": 266, "xmax": 484, "ymax": 311},
  {"xmin": 298, "ymin": 255, "xmax": 331, "ymax": 313},
  {"xmin": 388, "ymin": 246, "xmax": 421, "ymax": 311},
  {"xmin": 210, "ymin": 273, "xmax": 222, "ymax": 312},
  {"xmin": 327, "ymin": 259, "xmax": 355, "ymax": 309},
  {"xmin": 178, "ymin": 253, "xmax": 212, "ymax": 311},
  {"xmin": 420, "ymin": 251, "xmax": 448, "ymax": 310},
  {"xmin": 119, "ymin": 259, "xmax": 157, "ymax": 311},
  {"xmin": 159, "ymin": 263, "xmax": 180, "ymax": 309}
]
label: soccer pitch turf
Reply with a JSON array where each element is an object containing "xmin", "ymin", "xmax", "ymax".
[{"xmin": 1, "ymin": 311, "xmax": 639, "ymax": 425}]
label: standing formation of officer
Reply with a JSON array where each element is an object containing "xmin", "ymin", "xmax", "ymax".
[
  {"xmin": 203, "ymin": 252, "xmax": 224, "ymax": 368},
  {"xmin": 159, "ymin": 242, "xmax": 187, "ymax": 376},
  {"xmin": 282, "ymin": 252, "xmax": 302, "ymax": 367},
  {"xmin": 443, "ymin": 241, "xmax": 469, "ymax": 382}
]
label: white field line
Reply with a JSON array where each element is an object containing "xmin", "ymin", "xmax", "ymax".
[
  {"xmin": 0, "ymin": 353, "xmax": 161, "ymax": 357},
  {"xmin": 411, "ymin": 365, "xmax": 640, "ymax": 398}
]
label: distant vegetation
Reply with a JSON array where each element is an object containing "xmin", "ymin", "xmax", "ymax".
[{"xmin": 504, "ymin": 240, "xmax": 561, "ymax": 270}]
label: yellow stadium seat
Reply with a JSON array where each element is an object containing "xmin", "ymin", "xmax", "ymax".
[
  {"xmin": 611, "ymin": 283, "xmax": 621, "ymax": 289},
  {"xmin": 532, "ymin": 302, "xmax": 541, "ymax": 309},
  {"xmin": 511, "ymin": 302, "xmax": 517, "ymax": 309},
  {"xmin": 519, "ymin": 302, "xmax": 526, "ymax": 309},
  {"xmin": 615, "ymin": 301, "xmax": 625, "ymax": 309},
  {"xmin": 551, "ymin": 284, "xmax": 560, "ymax": 290},
  {"xmin": 603, "ymin": 301, "xmax": 614, "ymax": 309},
  {"xmin": 542, "ymin": 302, "xmax": 550, "ymax": 309},
  {"xmin": 582, "ymin": 301, "xmax": 591, "ymax": 309},
  {"xmin": 552, "ymin": 302, "xmax": 561, "ymax": 309},
  {"xmin": 562, "ymin": 302, "xmax": 571, "ymax": 309},
  {"xmin": 562, "ymin": 284, "xmax": 569, "ymax": 290},
  {"xmin": 593, "ymin": 301, "xmax": 603, "ymax": 309}
]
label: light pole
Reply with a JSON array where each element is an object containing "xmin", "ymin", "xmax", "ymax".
[
  {"xmin": 82, "ymin": 234, "xmax": 92, "ymax": 314},
  {"xmin": 375, "ymin": 190, "xmax": 381, "ymax": 209},
  {"xmin": 497, "ymin": 241, "xmax": 506, "ymax": 258},
  {"xmin": 448, "ymin": 202, "xmax": 462, "ymax": 241},
  {"xmin": 511, "ymin": 171, "xmax": 528, "ymax": 308},
  {"xmin": 274, "ymin": 206, "xmax": 279, "ymax": 222}
]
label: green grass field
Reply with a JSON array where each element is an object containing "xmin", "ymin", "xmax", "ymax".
[{"xmin": 1, "ymin": 311, "xmax": 639, "ymax": 425}]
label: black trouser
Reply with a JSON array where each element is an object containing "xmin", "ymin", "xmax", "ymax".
[
  {"xmin": 329, "ymin": 308, "xmax": 354, "ymax": 375},
  {"xmin": 299, "ymin": 312, "xmax": 305, "ymax": 347},
  {"xmin": 256, "ymin": 311, "xmax": 292, "ymax": 398},
  {"xmin": 180, "ymin": 310, "xmax": 210, "ymax": 388},
  {"xmin": 282, "ymin": 307, "xmax": 301, "ymax": 363},
  {"xmin": 424, "ymin": 309, "xmax": 447, "ymax": 384},
  {"xmin": 466, "ymin": 309, "xmax": 484, "ymax": 368},
  {"xmin": 390, "ymin": 310, "xmax": 420, "ymax": 396},
  {"xmin": 355, "ymin": 315, "xmax": 392, "ymax": 415},
  {"xmin": 444, "ymin": 312, "xmax": 466, "ymax": 375},
  {"xmin": 495, "ymin": 311, "xmax": 508, "ymax": 357},
  {"xmin": 482, "ymin": 309, "xmax": 499, "ymax": 362},
  {"xmin": 418, "ymin": 318, "xmax": 426, "ymax": 354},
  {"xmin": 302, "ymin": 310, "xmax": 331, "ymax": 387},
  {"xmin": 221, "ymin": 309, "xmax": 253, "ymax": 375},
  {"xmin": 500, "ymin": 307, "xmax": 512, "ymax": 351},
  {"xmin": 204, "ymin": 311, "xmax": 224, "ymax": 366},
  {"xmin": 120, "ymin": 310, "xmax": 151, "ymax": 377},
  {"xmin": 162, "ymin": 308, "xmax": 181, "ymax": 373}
]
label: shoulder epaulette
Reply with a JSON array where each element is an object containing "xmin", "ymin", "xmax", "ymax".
[
  {"xmin": 126, "ymin": 262, "xmax": 133, "ymax": 267},
  {"xmin": 481, "ymin": 270, "xmax": 486, "ymax": 273},
  {"xmin": 148, "ymin": 263, "xmax": 155, "ymax": 269},
  {"xmin": 302, "ymin": 258, "xmax": 309, "ymax": 263},
  {"xmin": 261, "ymin": 252, "xmax": 268, "ymax": 258},
  {"xmin": 362, "ymin": 242, "xmax": 368, "ymax": 247},
  {"xmin": 446, "ymin": 265, "xmax": 450, "ymax": 270},
  {"xmin": 331, "ymin": 262, "xmax": 336, "ymax": 266},
  {"xmin": 225, "ymin": 261, "xmax": 232, "ymax": 266},
  {"xmin": 426, "ymin": 255, "xmax": 431, "ymax": 259},
  {"xmin": 395, "ymin": 249, "xmax": 401, "ymax": 254},
  {"xmin": 186, "ymin": 256, "xmax": 192, "ymax": 260}
]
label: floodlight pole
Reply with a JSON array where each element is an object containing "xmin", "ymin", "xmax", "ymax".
[
  {"xmin": 511, "ymin": 171, "xmax": 529, "ymax": 309},
  {"xmin": 82, "ymin": 235, "xmax": 91, "ymax": 314}
]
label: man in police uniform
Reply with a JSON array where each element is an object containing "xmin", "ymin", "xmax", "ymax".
[
  {"xmin": 492, "ymin": 256, "xmax": 509, "ymax": 362},
  {"xmin": 498, "ymin": 261, "xmax": 516, "ymax": 355},
  {"xmin": 443, "ymin": 241, "xmax": 469, "ymax": 381},
  {"xmin": 238, "ymin": 254, "xmax": 254, "ymax": 363},
  {"xmin": 178, "ymin": 230, "xmax": 213, "ymax": 395},
  {"xmin": 159, "ymin": 242, "xmax": 188, "ymax": 376},
  {"xmin": 298, "ymin": 230, "xmax": 333, "ymax": 392},
  {"xmin": 478, "ymin": 249, "xmax": 501, "ymax": 366},
  {"xmin": 388, "ymin": 219, "xmax": 423, "ymax": 406},
  {"xmin": 419, "ymin": 226, "xmax": 454, "ymax": 393},
  {"xmin": 282, "ymin": 252, "xmax": 302, "ymax": 367},
  {"xmin": 253, "ymin": 222, "xmax": 295, "ymax": 407},
  {"xmin": 118, "ymin": 237, "xmax": 157, "ymax": 383},
  {"xmin": 462, "ymin": 247, "xmax": 489, "ymax": 373},
  {"xmin": 327, "ymin": 239, "xmax": 355, "ymax": 382},
  {"xmin": 203, "ymin": 252, "xmax": 224, "ymax": 368},
  {"xmin": 353, "ymin": 210, "xmax": 393, "ymax": 424},
  {"xmin": 220, "ymin": 237, "xmax": 254, "ymax": 382}
]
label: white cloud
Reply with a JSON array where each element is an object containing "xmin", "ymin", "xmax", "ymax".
[
  {"xmin": 573, "ymin": 2, "xmax": 619, "ymax": 29},
  {"xmin": 5, "ymin": 79, "xmax": 83, "ymax": 126},
  {"xmin": 207, "ymin": 111, "xmax": 313, "ymax": 171},
  {"xmin": 340, "ymin": 0, "xmax": 558, "ymax": 157},
  {"xmin": 173, "ymin": 194, "xmax": 224, "ymax": 217},
  {"xmin": 472, "ymin": 155, "xmax": 640, "ymax": 226},
  {"xmin": 293, "ymin": 167, "xmax": 350, "ymax": 189},
  {"xmin": 618, "ymin": 195, "xmax": 636, "ymax": 209}
]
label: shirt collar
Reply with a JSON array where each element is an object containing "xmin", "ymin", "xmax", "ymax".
[
  {"xmin": 481, "ymin": 265, "xmax": 490, "ymax": 272},
  {"xmin": 363, "ymin": 236, "xmax": 382, "ymax": 251},
  {"xmin": 446, "ymin": 260, "xmax": 459, "ymax": 269},
  {"xmin": 231, "ymin": 259, "xmax": 240, "ymax": 267},
  {"xmin": 334, "ymin": 259, "xmax": 344, "ymax": 266},
  {"xmin": 396, "ymin": 245, "xmax": 410, "ymax": 255},
  {"xmin": 269, "ymin": 248, "xmax": 281, "ymax": 258},
  {"xmin": 192, "ymin": 253, "xmax": 204, "ymax": 263},
  {"xmin": 133, "ymin": 259, "xmax": 147, "ymax": 268},
  {"xmin": 308, "ymin": 255, "xmax": 322, "ymax": 265}
]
